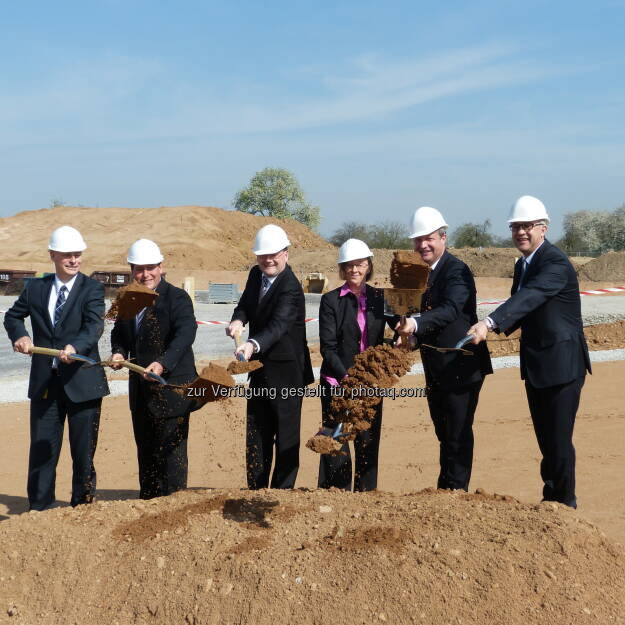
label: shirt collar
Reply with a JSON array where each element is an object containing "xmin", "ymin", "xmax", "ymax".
[
  {"xmin": 523, "ymin": 241, "xmax": 545, "ymax": 265},
  {"xmin": 55, "ymin": 274, "xmax": 78, "ymax": 293},
  {"xmin": 339, "ymin": 282, "xmax": 366, "ymax": 298},
  {"xmin": 261, "ymin": 273, "xmax": 278, "ymax": 285}
]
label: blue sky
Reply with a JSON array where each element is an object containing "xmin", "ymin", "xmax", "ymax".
[{"xmin": 1, "ymin": 1, "xmax": 624, "ymax": 240}]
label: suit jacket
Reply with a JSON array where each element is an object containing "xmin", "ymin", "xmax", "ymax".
[
  {"xmin": 319, "ymin": 284, "xmax": 387, "ymax": 380},
  {"xmin": 231, "ymin": 264, "xmax": 314, "ymax": 390},
  {"xmin": 4, "ymin": 272, "xmax": 109, "ymax": 403},
  {"xmin": 489, "ymin": 239, "xmax": 591, "ymax": 388},
  {"xmin": 416, "ymin": 251, "xmax": 492, "ymax": 390},
  {"xmin": 110, "ymin": 278, "xmax": 198, "ymax": 417}
]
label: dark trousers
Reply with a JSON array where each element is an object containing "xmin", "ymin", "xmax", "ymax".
[
  {"xmin": 131, "ymin": 404, "xmax": 190, "ymax": 499},
  {"xmin": 525, "ymin": 376, "xmax": 584, "ymax": 508},
  {"xmin": 246, "ymin": 393, "xmax": 302, "ymax": 489},
  {"xmin": 28, "ymin": 376, "xmax": 101, "ymax": 510},
  {"xmin": 318, "ymin": 381, "xmax": 382, "ymax": 492},
  {"xmin": 426, "ymin": 381, "xmax": 483, "ymax": 491}
]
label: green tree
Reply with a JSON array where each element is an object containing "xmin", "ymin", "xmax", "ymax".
[
  {"xmin": 451, "ymin": 219, "xmax": 499, "ymax": 248},
  {"xmin": 234, "ymin": 167, "xmax": 320, "ymax": 230},
  {"xmin": 328, "ymin": 220, "xmax": 411, "ymax": 249},
  {"xmin": 369, "ymin": 221, "xmax": 411, "ymax": 249},
  {"xmin": 328, "ymin": 221, "xmax": 372, "ymax": 247}
]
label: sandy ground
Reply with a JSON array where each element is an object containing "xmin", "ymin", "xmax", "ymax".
[{"xmin": 1, "ymin": 361, "xmax": 623, "ymax": 545}]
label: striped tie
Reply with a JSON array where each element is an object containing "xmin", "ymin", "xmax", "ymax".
[
  {"xmin": 54, "ymin": 286, "xmax": 67, "ymax": 326},
  {"xmin": 135, "ymin": 307, "xmax": 146, "ymax": 332},
  {"xmin": 260, "ymin": 275, "xmax": 270, "ymax": 300}
]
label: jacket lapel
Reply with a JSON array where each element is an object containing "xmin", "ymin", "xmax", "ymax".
[{"xmin": 41, "ymin": 275, "xmax": 55, "ymax": 333}]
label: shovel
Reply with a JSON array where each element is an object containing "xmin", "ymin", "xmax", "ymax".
[
  {"xmin": 421, "ymin": 335, "xmax": 474, "ymax": 356},
  {"xmin": 99, "ymin": 358, "xmax": 169, "ymax": 384},
  {"xmin": 314, "ymin": 422, "xmax": 345, "ymax": 440},
  {"xmin": 27, "ymin": 346, "xmax": 99, "ymax": 367}
]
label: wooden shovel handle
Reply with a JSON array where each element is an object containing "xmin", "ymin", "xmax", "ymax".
[{"xmin": 28, "ymin": 346, "xmax": 63, "ymax": 357}]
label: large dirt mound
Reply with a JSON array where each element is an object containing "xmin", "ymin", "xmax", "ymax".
[
  {"xmin": 576, "ymin": 251, "xmax": 625, "ymax": 282},
  {"xmin": 1, "ymin": 489, "xmax": 623, "ymax": 624},
  {"xmin": 0, "ymin": 204, "xmax": 332, "ymax": 273}
]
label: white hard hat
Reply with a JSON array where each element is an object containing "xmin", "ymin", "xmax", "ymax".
[
  {"xmin": 338, "ymin": 239, "xmax": 373, "ymax": 264},
  {"xmin": 508, "ymin": 195, "xmax": 550, "ymax": 224},
  {"xmin": 127, "ymin": 239, "xmax": 164, "ymax": 265},
  {"xmin": 48, "ymin": 226, "xmax": 87, "ymax": 252},
  {"xmin": 253, "ymin": 224, "xmax": 291, "ymax": 255},
  {"xmin": 409, "ymin": 206, "xmax": 448, "ymax": 238}
]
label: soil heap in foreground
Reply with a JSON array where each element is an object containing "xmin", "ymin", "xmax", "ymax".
[{"xmin": 1, "ymin": 488, "xmax": 624, "ymax": 625}]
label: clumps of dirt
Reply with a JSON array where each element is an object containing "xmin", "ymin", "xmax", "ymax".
[
  {"xmin": 171, "ymin": 363, "xmax": 235, "ymax": 405},
  {"xmin": 333, "ymin": 344, "xmax": 413, "ymax": 434},
  {"xmin": 585, "ymin": 319, "xmax": 625, "ymax": 350},
  {"xmin": 227, "ymin": 359, "xmax": 263, "ymax": 375},
  {"xmin": 2, "ymin": 488, "xmax": 624, "ymax": 625},
  {"xmin": 576, "ymin": 251, "xmax": 625, "ymax": 282},
  {"xmin": 305, "ymin": 434, "xmax": 344, "ymax": 455},
  {"xmin": 483, "ymin": 320, "xmax": 625, "ymax": 359},
  {"xmin": 390, "ymin": 250, "xmax": 429, "ymax": 289},
  {"xmin": 105, "ymin": 282, "xmax": 158, "ymax": 320}
]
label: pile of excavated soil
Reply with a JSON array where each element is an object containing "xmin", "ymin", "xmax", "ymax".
[
  {"xmin": 483, "ymin": 320, "xmax": 625, "ymax": 358},
  {"xmin": 450, "ymin": 247, "xmax": 520, "ymax": 278},
  {"xmin": 0, "ymin": 204, "xmax": 332, "ymax": 275},
  {"xmin": 105, "ymin": 282, "xmax": 158, "ymax": 320},
  {"xmin": 1, "ymin": 488, "xmax": 623, "ymax": 625},
  {"xmin": 576, "ymin": 251, "xmax": 625, "ymax": 282}
]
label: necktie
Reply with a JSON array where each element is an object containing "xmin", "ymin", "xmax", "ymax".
[
  {"xmin": 54, "ymin": 286, "xmax": 67, "ymax": 326},
  {"xmin": 135, "ymin": 307, "xmax": 146, "ymax": 331},
  {"xmin": 517, "ymin": 259, "xmax": 528, "ymax": 291},
  {"xmin": 260, "ymin": 275, "xmax": 270, "ymax": 300}
]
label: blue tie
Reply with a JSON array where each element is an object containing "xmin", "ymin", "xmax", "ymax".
[
  {"xmin": 135, "ymin": 307, "xmax": 146, "ymax": 332},
  {"xmin": 260, "ymin": 275, "xmax": 270, "ymax": 299},
  {"xmin": 54, "ymin": 286, "xmax": 67, "ymax": 326}
]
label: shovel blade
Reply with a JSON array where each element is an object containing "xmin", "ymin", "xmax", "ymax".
[{"xmin": 383, "ymin": 288, "xmax": 425, "ymax": 317}]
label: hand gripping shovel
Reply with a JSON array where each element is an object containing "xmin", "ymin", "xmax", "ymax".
[
  {"xmin": 226, "ymin": 331, "xmax": 263, "ymax": 375},
  {"xmin": 95, "ymin": 358, "xmax": 168, "ymax": 385},
  {"xmin": 27, "ymin": 346, "xmax": 99, "ymax": 367}
]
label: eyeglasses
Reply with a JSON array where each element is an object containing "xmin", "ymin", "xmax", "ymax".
[
  {"xmin": 344, "ymin": 261, "xmax": 369, "ymax": 270},
  {"xmin": 509, "ymin": 222, "xmax": 545, "ymax": 232}
]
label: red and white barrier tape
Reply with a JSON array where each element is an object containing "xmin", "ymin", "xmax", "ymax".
[
  {"xmin": 3, "ymin": 285, "xmax": 625, "ymax": 318},
  {"xmin": 476, "ymin": 284, "xmax": 625, "ymax": 306}
]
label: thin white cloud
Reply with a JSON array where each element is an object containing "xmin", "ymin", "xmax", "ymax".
[{"xmin": 1, "ymin": 43, "xmax": 560, "ymax": 145}]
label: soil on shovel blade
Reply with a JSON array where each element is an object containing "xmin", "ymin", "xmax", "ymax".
[
  {"xmin": 390, "ymin": 250, "xmax": 429, "ymax": 289},
  {"xmin": 105, "ymin": 282, "xmax": 159, "ymax": 320}
]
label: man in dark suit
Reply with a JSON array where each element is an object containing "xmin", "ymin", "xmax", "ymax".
[
  {"xmin": 227, "ymin": 224, "xmax": 314, "ymax": 489},
  {"xmin": 469, "ymin": 196, "xmax": 590, "ymax": 508},
  {"xmin": 4, "ymin": 226, "xmax": 109, "ymax": 511},
  {"xmin": 111, "ymin": 238, "xmax": 198, "ymax": 499},
  {"xmin": 397, "ymin": 207, "xmax": 492, "ymax": 491}
]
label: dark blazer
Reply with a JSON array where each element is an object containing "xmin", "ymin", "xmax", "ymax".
[
  {"xmin": 319, "ymin": 284, "xmax": 387, "ymax": 380},
  {"xmin": 231, "ymin": 264, "xmax": 314, "ymax": 389},
  {"xmin": 111, "ymin": 278, "xmax": 198, "ymax": 417},
  {"xmin": 416, "ymin": 251, "xmax": 492, "ymax": 390},
  {"xmin": 4, "ymin": 272, "xmax": 109, "ymax": 403},
  {"xmin": 489, "ymin": 239, "xmax": 591, "ymax": 388}
]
